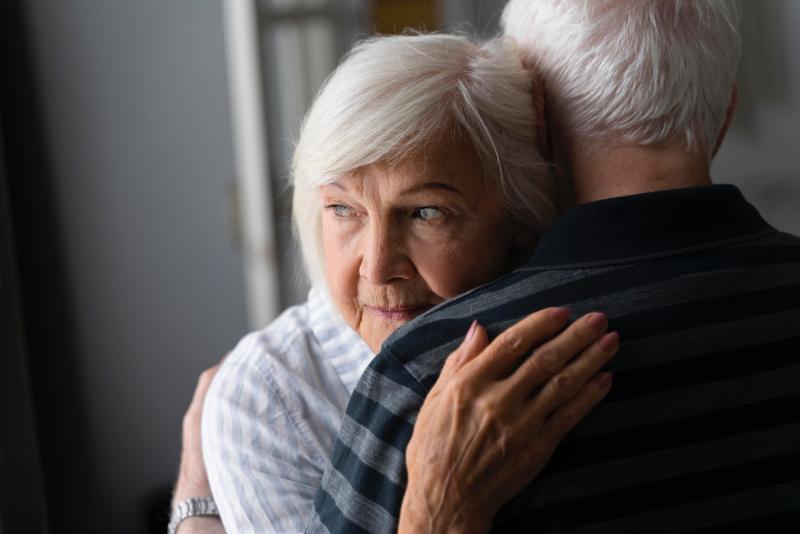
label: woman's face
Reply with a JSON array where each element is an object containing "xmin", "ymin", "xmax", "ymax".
[{"xmin": 321, "ymin": 142, "xmax": 528, "ymax": 353}]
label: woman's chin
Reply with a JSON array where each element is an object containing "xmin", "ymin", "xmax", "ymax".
[{"xmin": 360, "ymin": 315, "xmax": 417, "ymax": 354}]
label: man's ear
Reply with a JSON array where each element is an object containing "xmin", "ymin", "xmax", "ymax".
[
  {"xmin": 711, "ymin": 85, "xmax": 738, "ymax": 159},
  {"xmin": 531, "ymin": 74, "xmax": 552, "ymax": 161}
]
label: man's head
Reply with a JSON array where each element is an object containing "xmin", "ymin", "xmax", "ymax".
[{"xmin": 502, "ymin": 0, "xmax": 742, "ymax": 165}]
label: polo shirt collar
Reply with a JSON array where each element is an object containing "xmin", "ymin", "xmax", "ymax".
[{"xmin": 526, "ymin": 184, "xmax": 774, "ymax": 269}]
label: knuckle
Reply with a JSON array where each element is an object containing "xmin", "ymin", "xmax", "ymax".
[
  {"xmin": 448, "ymin": 376, "xmax": 474, "ymax": 406},
  {"xmin": 551, "ymin": 373, "xmax": 574, "ymax": 395},
  {"xmin": 499, "ymin": 330, "xmax": 525, "ymax": 353},
  {"xmin": 531, "ymin": 348, "xmax": 561, "ymax": 376},
  {"xmin": 475, "ymin": 396, "xmax": 501, "ymax": 418},
  {"xmin": 441, "ymin": 351, "xmax": 459, "ymax": 373}
]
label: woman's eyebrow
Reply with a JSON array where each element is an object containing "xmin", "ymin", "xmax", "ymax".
[
  {"xmin": 400, "ymin": 182, "xmax": 464, "ymax": 197},
  {"xmin": 320, "ymin": 182, "xmax": 355, "ymax": 196},
  {"xmin": 321, "ymin": 182, "xmax": 346, "ymax": 191}
]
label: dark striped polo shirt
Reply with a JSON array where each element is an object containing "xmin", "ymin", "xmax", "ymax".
[{"xmin": 307, "ymin": 184, "xmax": 800, "ymax": 533}]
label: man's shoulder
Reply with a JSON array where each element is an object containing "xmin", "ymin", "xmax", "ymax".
[
  {"xmin": 375, "ymin": 263, "xmax": 631, "ymax": 389},
  {"xmin": 376, "ymin": 267, "xmax": 536, "ymax": 387},
  {"xmin": 754, "ymin": 229, "xmax": 800, "ymax": 247},
  {"xmin": 376, "ymin": 226, "xmax": 800, "ymax": 390}
]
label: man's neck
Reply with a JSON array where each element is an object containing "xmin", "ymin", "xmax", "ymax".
[{"xmin": 564, "ymin": 142, "xmax": 713, "ymax": 205}]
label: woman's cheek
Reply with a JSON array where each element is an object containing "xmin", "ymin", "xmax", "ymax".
[
  {"xmin": 448, "ymin": 232, "xmax": 513, "ymax": 292},
  {"xmin": 413, "ymin": 240, "xmax": 479, "ymax": 298}
]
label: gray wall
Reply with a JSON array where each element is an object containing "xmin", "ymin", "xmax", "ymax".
[
  {"xmin": 714, "ymin": 0, "xmax": 800, "ymax": 236},
  {"xmin": 23, "ymin": 1, "xmax": 248, "ymax": 532}
]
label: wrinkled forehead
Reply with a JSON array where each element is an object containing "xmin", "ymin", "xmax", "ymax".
[{"xmin": 319, "ymin": 141, "xmax": 489, "ymax": 201}]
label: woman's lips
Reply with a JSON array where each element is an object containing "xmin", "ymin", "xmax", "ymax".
[{"xmin": 363, "ymin": 304, "xmax": 434, "ymax": 321}]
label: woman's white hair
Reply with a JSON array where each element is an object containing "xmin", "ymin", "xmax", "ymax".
[
  {"xmin": 501, "ymin": 0, "xmax": 742, "ymax": 153},
  {"xmin": 292, "ymin": 33, "xmax": 554, "ymax": 290}
]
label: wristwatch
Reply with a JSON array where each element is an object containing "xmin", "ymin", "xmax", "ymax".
[{"xmin": 168, "ymin": 497, "xmax": 220, "ymax": 534}]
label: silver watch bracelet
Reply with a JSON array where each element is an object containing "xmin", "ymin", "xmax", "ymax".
[{"xmin": 168, "ymin": 497, "xmax": 220, "ymax": 534}]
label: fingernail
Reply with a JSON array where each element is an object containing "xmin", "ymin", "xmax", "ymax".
[
  {"xmin": 595, "ymin": 372, "xmax": 613, "ymax": 388},
  {"xmin": 599, "ymin": 332, "xmax": 619, "ymax": 352},
  {"xmin": 465, "ymin": 320, "xmax": 478, "ymax": 343},
  {"xmin": 587, "ymin": 312, "xmax": 608, "ymax": 332},
  {"xmin": 550, "ymin": 307, "xmax": 571, "ymax": 324}
]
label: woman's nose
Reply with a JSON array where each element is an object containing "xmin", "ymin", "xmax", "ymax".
[{"xmin": 359, "ymin": 221, "xmax": 414, "ymax": 284}]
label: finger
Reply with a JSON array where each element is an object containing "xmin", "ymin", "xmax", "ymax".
[
  {"xmin": 540, "ymin": 372, "xmax": 613, "ymax": 445},
  {"xmin": 530, "ymin": 331, "xmax": 618, "ymax": 414},
  {"xmin": 506, "ymin": 312, "xmax": 608, "ymax": 398},
  {"xmin": 458, "ymin": 322, "xmax": 490, "ymax": 368},
  {"xmin": 440, "ymin": 321, "xmax": 489, "ymax": 381},
  {"xmin": 469, "ymin": 307, "xmax": 572, "ymax": 379}
]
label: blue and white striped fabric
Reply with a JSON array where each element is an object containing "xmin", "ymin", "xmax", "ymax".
[{"xmin": 202, "ymin": 287, "xmax": 374, "ymax": 533}]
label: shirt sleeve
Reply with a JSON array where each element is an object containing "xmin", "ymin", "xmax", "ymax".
[
  {"xmin": 202, "ymin": 346, "xmax": 323, "ymax": 534},
  {"xmin": 305, "ymin": 349, "xmax": 428, "ymax": 534}
]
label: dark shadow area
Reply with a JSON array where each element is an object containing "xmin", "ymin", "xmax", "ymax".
[
  {"xmin": 0, "ymin": 118, "xmax": 49, "ymax": 534},
  {"xmin": 1, "ymin": 1, "xmax": 96, "ymax": 532},
  {"xmin": 141, "ymin": 484, "xmax": 172, "ymax": 534}
]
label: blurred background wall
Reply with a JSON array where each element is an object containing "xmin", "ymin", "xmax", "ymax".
[
  {"xmin": 3, "ymin": 1, "xmax": 248, "ymax": 532},
  {"xmin": 0, "ymin": 0, "xmax": 797, "ymax": 533}
]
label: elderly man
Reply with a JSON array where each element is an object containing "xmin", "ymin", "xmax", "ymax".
[{"xmin": 309, "ymin": 1, "xmax": 800, "ymax": 532}]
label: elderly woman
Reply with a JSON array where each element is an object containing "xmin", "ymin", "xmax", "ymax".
[{"xmin": 170, "ymin": 33, "xmax": 616, "ymax": 533}]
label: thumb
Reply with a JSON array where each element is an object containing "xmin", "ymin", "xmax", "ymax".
[{"xmin": 441, "ymin": 320, "xmax": 489, "ymax": 379}]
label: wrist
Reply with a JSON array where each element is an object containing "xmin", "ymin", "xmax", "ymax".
[
  {"xmin": 171, "ymin": 485, "xmax": 211, "ymax": 509},
  {"xmin": 172, "ymin": 463, "xmax": 212, "ymax": 507},
  {"xmin": 169, "ymin": 497, "xmax": 220, "ymax": 534},
  {"xmin": 174, "ymin": 516, "xmax": 224, "ymax": 534},
  {"xmin": 399, "ymin": 483, "xmax": 492, "ymax": 534}
]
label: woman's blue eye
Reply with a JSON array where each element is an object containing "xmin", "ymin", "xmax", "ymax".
[
  {"xmin": 415, "ymin": 207, "xmax": 444, "ymax": 221},
  {"xmin": 330, "ymin": 205, "xmax": 353, "ymax": 217}
]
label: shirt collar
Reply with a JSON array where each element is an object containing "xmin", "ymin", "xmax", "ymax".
[
  {"xmin": 526, "ymin": 184, "xmax": 774, "ymax": 270},
  {"xmin": 307, "ymin": 287, "xmax": 374, "ymax": 393}
]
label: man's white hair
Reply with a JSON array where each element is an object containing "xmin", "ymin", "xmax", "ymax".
[
  {"xmin": 292, "ymin": 33, "xmax": 554, "ymax": 289},
  {"xmin": 501, "ymin": 0, "xmax": 742, "ymax": 153}
]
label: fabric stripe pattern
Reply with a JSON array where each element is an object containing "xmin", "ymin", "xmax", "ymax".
[
  {"xmin": 307, "ymin": 185, "xmax": 800, "ymax": 533},
  {"xmin": 203, "ymin": 288, "xmax": 374, "ymax": 533}
]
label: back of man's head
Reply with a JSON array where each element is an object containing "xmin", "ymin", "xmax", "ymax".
[{"xmin": 502, "ymin": 0, "xmax": 742, "ymax": 156}]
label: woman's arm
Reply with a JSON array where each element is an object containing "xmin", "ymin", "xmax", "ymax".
[
  {"xmin": 172, "ymin": 365, "xmax": 226, "ymax": 534},
  {"xmin": 177, "ymin": 309, "xmax": 615, "ymax": 534},
  {"xmin": 201, "ymin": 340, "xmax": 328, "ymax": 533},
  {"xmin": 399, "ymin": 309, "xmax": 617, "ymax": 534}
]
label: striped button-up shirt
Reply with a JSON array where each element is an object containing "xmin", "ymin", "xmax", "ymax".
[
  {"xmin": 308, "ymin": 185, "xmax": 800, "ymax": 533},
  {"xmin": 203, "ymin": 288, "xmax": 374, "ymax": 533}
]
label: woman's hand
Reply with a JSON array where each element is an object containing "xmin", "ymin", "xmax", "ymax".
[
  {"xmin": 172, "ymin": 363, "xmax": 226, "ymax": 533},
  {"xmin": 400, "ymin": 308, "xmax": 618, "ymax": 534}
]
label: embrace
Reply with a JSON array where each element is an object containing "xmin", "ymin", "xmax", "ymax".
[{"xmin": 170, "ymin": 1, "xmax": 800, "ymax": 533}]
